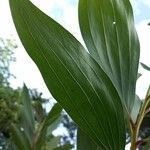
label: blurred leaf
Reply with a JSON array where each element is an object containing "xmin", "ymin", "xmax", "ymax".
[
  {"xmin": 79, "ymin": 0, "xmax": 140, "ymax": 113},
  {"xmin": 34, "ymin": 103, "xmax": 62, "ymax": 150},
  {"xmin": 142, "ymin": 86, "xmax": 150, "ymax": 112},
  {"xmin": 46, "ymin": 136, "xmax": 61, "ymax": 150},
  {"xmin": 131, "ymin": 95, "xmax": 142, "ymax": 123},
  {"xmin": 143, "ymin": 142, "xmax": 150, "ymax": 150},
  {"xmin": 77, "ymin": 128, "xmax": 100, "ymax": 150},
  {"xmin": 33, "ymin": 100, "xmax": 45, "ymax": 123},
  {"xmin": 10, "ymin": 124, "xmax": 30, "ymax": 150},
  {"xmin": 20, "ymin": 84, "xmax": 34, "ymax": 142},
  {"xmin": 46, "ymin": 116, "xmax": 62, "ymax": 137},
  {"xmin": 139, "ymin": 87, "xmax": 150, "ymax": 141},
  {"xmin": 139, "ymin": 115, "xmax": 150, "ymax": 144},
  {"xmin": 141, "ymin": 63, "xmax": 150, "ymax": 71},
  {"xmin": 0, "ymin": 86, "xmax": 20, "ymax": 132},
  {"xmin": 137, "ymin": 73, "xmax": 142, "ymax": 80},
  {"xmin": 9, "ymin": 0, "xmax": 126, "ymax": 149}
]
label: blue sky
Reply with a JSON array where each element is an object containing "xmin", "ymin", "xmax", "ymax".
[
  {"xmin": 136, "ymin": 5, "xmax": 150, "ymax": 23},
  {"xmin": 132, "ymin": 0, "xmax": 150, "ymax": 23},
  {"xmin": 0, "ymin": 0, "xmax": 150, "ymax": 99}
]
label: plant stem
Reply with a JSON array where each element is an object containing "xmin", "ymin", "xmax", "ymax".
[
  {"xmin": 130, "ymin": 127, "xmax": 136, "ymax": 150},
  {"xmin": 130, "ymin": 95, "xmax": 150, "ymax": 150}
]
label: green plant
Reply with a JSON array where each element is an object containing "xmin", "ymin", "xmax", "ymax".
[
  {"xmin": 0, "ymin": 36, "xmax": 72, "ymax": 149},
  {"xmin": 9, "ymin": 0, "xmax": 150, "ymax": 149},
  {"xmin": 0, "ymin": 82, "xmax": 72, "ymax": 150},
  {"xmin": 10, "ymin": 85, "xmax": 72, "ymax": 150},
  {"xmin": 0, "ymin": 37, "xmax": 20, "ymax": 149}
]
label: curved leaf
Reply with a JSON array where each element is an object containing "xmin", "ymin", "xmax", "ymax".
[
  {"xmin": 141, "ymin": 63, "xmax": 150, "ymax": 71},
  {"xmin": 79, "ymin": 0, "xmax": 140, "ymax": 113},
  {"xmin": 9, "ymin": 0, "xmax": 125, "ymax": 149},
  {"xmin": 20, "ymin": 84, "xmax": 35, "ymax": 143},
  {"xmin": 146, "ymin": 86, "xmax": 150, "ymax": 98},
  {"xmin": 137, "ymin": 73, "xmax": 142, "ymax": 80},
  {"xmin": 144, "ymin": 86, "xmax": 150, "ymax": 111}
]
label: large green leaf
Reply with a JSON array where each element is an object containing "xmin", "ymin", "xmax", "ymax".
[
  {"xmin": 77, "ymin": 128, "xmax": 100, "ymax": 150},
  {"xmin": 9, "ymin": 0, "xmax": 125, "ymax": 149},
  {"xmin": 20, "ymin": 84, "xmax": 35, "ymax": 143},
  {"xmin": 79, "ymin": 0, "xmax": 140, "ymax": 113}
]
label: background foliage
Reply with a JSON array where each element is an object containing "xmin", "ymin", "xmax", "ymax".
[{"xmin": 0, "ymin": 38, "xmax": 75, "ymax": 149}]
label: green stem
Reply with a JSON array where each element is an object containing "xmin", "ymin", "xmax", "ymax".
[
  {"xmin": 130, "ymin": 127, "xmax": 136, "ymax": 150},
  {"xmin": 130, "ymin": 95, "xmax": 150, "ymax": 150}
]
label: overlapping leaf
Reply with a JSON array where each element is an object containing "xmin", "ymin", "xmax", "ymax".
[
  {"xmin": 9, "ymin": 0, "xmax": 125, "ymax": 149},
  {"xmin": 79, "ymin": 0, "xmax": 140, "ymax": 112}
]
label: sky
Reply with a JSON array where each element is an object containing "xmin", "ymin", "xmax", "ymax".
[{"xmin": 0, "ymin": 0, "xmax": 150, "ymax": 149}]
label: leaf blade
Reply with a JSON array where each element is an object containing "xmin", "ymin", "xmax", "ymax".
[
  {"xmin": 20, "ymin": 84, "xmax": 35, "ymax": 142},
  {"xmin": 79, "ymin": 0, "xmax": 140, "ymax": 113},
  {"xmin": 10, "ymin": 124, "xmax": 31, "ymax": 150}
]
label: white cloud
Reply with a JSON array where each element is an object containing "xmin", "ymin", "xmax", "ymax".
[
  {"xmin": 143, "ymin": 0, "xmax": 150, "ymax": 7},
  {"xmin": 136, "ymin": 20, "xmax": 150, "ymax": 98}
]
